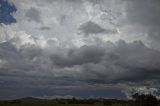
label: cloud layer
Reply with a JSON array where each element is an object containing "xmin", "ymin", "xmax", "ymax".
[{"xmin": 0, "ymin": 0, "xmax": 160, "ymax": 99}]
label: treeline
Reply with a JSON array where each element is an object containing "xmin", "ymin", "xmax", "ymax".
[
  {"xmin": 54, "ymin": 94, "xmax": 160, "ymax": 106},
  {"xmin": 0, "ymin": 93, "xmax": 160, "ymax": 106},
  {"xmin": 54, "ymin": 98, "xmax": 127, "ymax": 105},
  {"xmin": 131, "ymin": 93, "xmax": 159, "ymax": 106},
  {"xmin": 55, "ymin": 98, "xmax": 97, "ymax": 104}
]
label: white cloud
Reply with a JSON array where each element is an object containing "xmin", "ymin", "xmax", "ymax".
[{"xmin": 123, "ymin": 86, "xmax": 160, "ymax": 99}]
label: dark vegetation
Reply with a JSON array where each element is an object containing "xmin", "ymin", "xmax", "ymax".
[{"xmin": 0, "ymin": 93, "xmax": 159, "ymax": 106}]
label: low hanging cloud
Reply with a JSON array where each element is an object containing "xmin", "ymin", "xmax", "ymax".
[{"xmin": 123, "ymin": 86, "xmax": 160, "ymax": 99}]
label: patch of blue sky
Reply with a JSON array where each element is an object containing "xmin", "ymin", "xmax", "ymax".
[{"xmin": 0, "ymin": 0, "xmax": 16, "ymax": 25}]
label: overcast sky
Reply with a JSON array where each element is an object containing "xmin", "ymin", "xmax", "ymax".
[{"xmin": 0, "ymin": 0, "xmax": 160, "ymax": 100}]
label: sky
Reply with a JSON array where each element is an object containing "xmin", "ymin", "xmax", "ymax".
[{"xmin": 0, "ymin": 0, "xmax": 160, "ymax": 100}]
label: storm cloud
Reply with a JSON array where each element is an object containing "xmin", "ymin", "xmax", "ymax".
[{"xmin": 0, "ymin": 0, "xmax": 160, "ymax": 100}]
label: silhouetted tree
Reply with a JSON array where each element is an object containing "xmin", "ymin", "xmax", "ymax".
[{"xmin": 132, "ymin": 93, "xmax": 158, "ymax": 106}]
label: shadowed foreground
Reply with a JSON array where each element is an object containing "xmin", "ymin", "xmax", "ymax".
[{"xmin": 0, "ymin": 94, "xmax": 160, "ymax": 106}]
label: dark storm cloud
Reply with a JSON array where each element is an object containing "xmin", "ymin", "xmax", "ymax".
[
  {"xmin": 0, "ymin": 42, "xmax": 32, "ymax": 79},
  {"xmin": 79, "ymin": 21, "xmax": 117, "ymax": 35},
  {"xmin": 1, "ymin": 38, "xmax": 160, "ymax": 98},
  {"xmin": 51, "ymin": 45, "xmax": 105, "ymax": 67},
  {"xmin": 1, "ymin": 39, "xmax": 160, "ymax": 87},
  {"xmin": 25, "ymin": 7, "xmax": 41, "ymax": 22},
  {"xmin": 1, "ymin": 37, "xmax": 160, "ymax": 99},
  {"xmin": 49, "ymin": 40, "xmax": 160, "ymax": 85},
  {"xmin": 19, "ymin": 45, "xmax": 42, "ymax": 60}
]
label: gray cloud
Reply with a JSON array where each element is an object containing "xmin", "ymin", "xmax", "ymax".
[
  {"xmin": 40, "ymin": 26, "xmax": 51, "ymax": 30},
  {"xmin": 125, "ymin": 0, "xmax": 160, "ymax": 50},
  {"xmin": 25, "ymin": 7, "xmax": 41, "ymax": 22},
  {"xmin": 11, "ymin": 39, "xmax": 160, "ymax": 83},
  {"xmin": 126, "ymin": 0, "xmax": 160, "ymax": 26},
  {"xmin": 51, "ymin": 45, "xmax": 105, "ymax": 67},
  {"xmin": 65, "ymin": 0, "xmax": 83, "ymax": 3},
  {"xmin": 79, "ymin": 21, "xmax": 117, "ymax": 35},
  {"xmin": 0, "ymin": 35, "xmax": 160, "ymax": 99}
]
